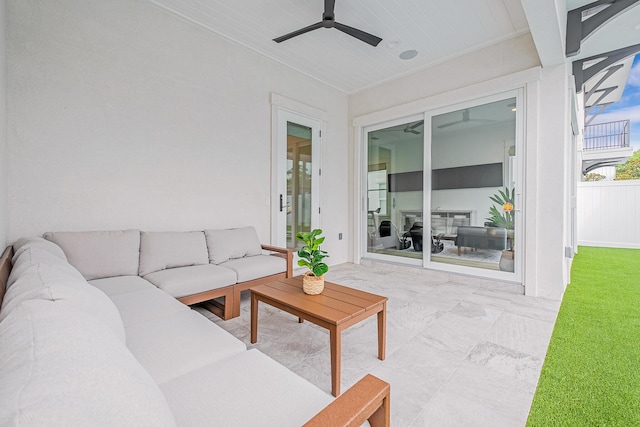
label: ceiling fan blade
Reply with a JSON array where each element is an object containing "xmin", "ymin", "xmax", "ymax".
[
  {"xmin": 273, "ymin": 22, "xmax": 324, "ymax": 43},
  {"xmin": 467, "ymin": 118, "xmax": 495, "ymax": 123},
  {"xmin": 334, "ymin": 22, "xmax": 382, "ymax": 47},
  {"xmin": 324, "ymin": 0, "xmax": 336, "ymax": 18},
  {"xmin": 408, "ymin": 121, "xmax": 424, "ymax": 130},
  {"xmin": 437, "ymin": 120, "xmax": 464, "ymax": 129}
]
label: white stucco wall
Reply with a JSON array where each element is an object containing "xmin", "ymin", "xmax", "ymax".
[
  {"xmin": 0, "ymin": 0, "xmax": 7, "ymax": 249},
  {"xmin": 6, "ymin": 0, "xmax": 350, "ymax": 264}
]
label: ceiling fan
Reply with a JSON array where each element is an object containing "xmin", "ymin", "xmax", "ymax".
[
  {"xmin": 381, "ymin": 121, "xmax": 424, "ymax": 135},
  {"xmin": 437, "ymin": 109, "xmax": 495, "ymax": 129},
  {"xmin": 273, "ymin": 0, "xmax": 382, "ymax": 47}
]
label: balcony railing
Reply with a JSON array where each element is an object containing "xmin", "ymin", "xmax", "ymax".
[{"xmin": 583, "ymin": 120, "xmax": 630, "ymax": 150}]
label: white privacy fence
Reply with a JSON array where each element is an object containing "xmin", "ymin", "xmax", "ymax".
[{"xmin": 577, "ymin": 180, "xmax": 640, "ymax": 248}]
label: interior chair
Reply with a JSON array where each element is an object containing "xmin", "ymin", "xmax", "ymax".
[
  {"xmin": 407, "ymin": 222, "xmax": 444, "ymax": 253},
  {"xmin": 378, "ymin": 220, "xmax": 411, "ymax": 250},
  {"xmin": 408, "ymin": 222, "xmax": 423, "ymax": 252}
]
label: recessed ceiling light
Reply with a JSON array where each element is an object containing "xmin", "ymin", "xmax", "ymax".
[
  {"xmin": 387, "ymin": 40, "xmax": 400, "ymax": 49},
  {"xmin": 399, "ymin": 49, "xmax": 418, "ymax": 60}
]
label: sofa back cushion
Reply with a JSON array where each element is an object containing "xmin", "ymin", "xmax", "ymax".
[
  {"xmin": 43, "ymin": 230, "xmax": 141, "ymax": 280},
  {"xmin": 0, "ymin": 300, "xmax": 177, "ymax": 427},
  {"xmin": 139, "ymin": 231, "xmax": 209, "ymax": 277},
  {"xmin": 1, "ymin": 262, "xmax": 126, "ymax": 343},
  {"xmin": 205, "ymin": 227, "xmax": 263, "ymax": 265}
]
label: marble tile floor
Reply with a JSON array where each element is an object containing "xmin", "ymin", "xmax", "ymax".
[{"xmin": 196, "ymin": 261, "xmax": 561, "ymax": 427}]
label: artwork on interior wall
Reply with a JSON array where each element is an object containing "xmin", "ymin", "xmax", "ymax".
[
  {"xmin": 387, "ymin": 171, "xmax": 423, "ymax": 192},
  {"xmin": 432, "ymin": 162, "xmax": 503, "ymax": 190},
  {"xmin": 387, "ymin": 162, "xmax": 503, "ymax": 192}
]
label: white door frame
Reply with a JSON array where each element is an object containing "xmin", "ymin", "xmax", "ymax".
[{"xmin": 271, "ymin": 100, "xmax": 323, "ymax": 248}]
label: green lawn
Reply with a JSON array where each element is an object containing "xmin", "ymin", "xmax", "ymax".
[{"xmin": 527, "ymin": 246, "xmax": 640, "ymax": 426}]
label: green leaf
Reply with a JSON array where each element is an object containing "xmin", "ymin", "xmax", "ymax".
[{"xmin": 312, "ymin": 263, "xmax": 329, "ymax": 277}]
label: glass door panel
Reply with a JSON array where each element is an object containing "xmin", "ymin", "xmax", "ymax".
[
  {"xmin": 286, "ymin": 122, "xmax": 313, "ymax": 249},
  {"xmin": 366, "ymin": 120, "xmax": 424, "ymax": 260},
  {"xmin": 430, "ymin": 97, "xmax": 518, "ymax": 274}
]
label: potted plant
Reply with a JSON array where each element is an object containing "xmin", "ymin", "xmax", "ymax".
[
  {"xmin": 486, "ymin": 188, "xmax": 515, "ymax": 272},
  {"xmin": 296, "ymin": 229, "xmax": 329, "ymax": 295}
]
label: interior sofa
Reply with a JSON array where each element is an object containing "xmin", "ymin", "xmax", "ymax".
[
  {"xmin": 42, "ymin": 227, "xmax": 293, "ymax": 320},
  {"xmin": 454, "ymin": 226, "xmax": 508, "ymax": 255},
  {"xmin": 0, "ymin": 237, "xmax": 390, "ymax": 426}
]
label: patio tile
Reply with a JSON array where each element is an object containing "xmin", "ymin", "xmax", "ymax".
[
  {"xmin": 442, "ymin": 360, "xmax": 535, "ymax": 423},
  {"xmin": 484, "ymin": 312, "xmax": 555, "ymax": 359},
  {"xmin": 466, "ymin": 341, "xmax": 543, "ymax": 392},
  {"xmin": 197, "ymin": 261, "xmax": 559, "ymax": 426},
  {"xmin": 414, "ymin": 388, "xmax": 523, "ymax": 427}
]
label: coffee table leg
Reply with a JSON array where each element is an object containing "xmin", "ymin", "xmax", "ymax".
[
  {"xmin": 377, "ymin": 302, "xmax": 386, "ymax": 360},
  {"xmin": 250, "ymin": 293, "xmax": 258, "ymax": 344},
  {"xmin": 329, "ymin": 325, "xmax": 341, "ymax": 397}
]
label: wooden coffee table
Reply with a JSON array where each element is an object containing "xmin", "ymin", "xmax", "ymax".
[{"xmin": 250, "ymin": 276, "xmax": 387, "ymax": 396}]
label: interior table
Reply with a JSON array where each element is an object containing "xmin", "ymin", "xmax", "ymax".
[{"xmin": 250, "ymin": 276, "xmax": 387, "ymax": 396}]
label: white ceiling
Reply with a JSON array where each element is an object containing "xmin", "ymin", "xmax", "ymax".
[
  {"xmin": 149, "ymin": 0, "xmax": 530, "ymax": 94},
  {"xmin": 148, "ymin": 0, "xmax": 640, "ymax": 95}
]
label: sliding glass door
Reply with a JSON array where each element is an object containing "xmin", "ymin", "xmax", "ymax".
[
  {"xmin": 361, "ymin": 91, "xmax": 523, "ymax": 280},
  {"xmin": 364, "ymin": 118, "xmax": 424, "ymax": 262},
  {"xmin": 429, "ymin": 96, "xmax": 519, "ymax": 276}
]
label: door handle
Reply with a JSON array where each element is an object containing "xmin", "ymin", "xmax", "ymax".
[{"xmin": 280, "ymin": 194, "xmax": 284, "ymax": 212}]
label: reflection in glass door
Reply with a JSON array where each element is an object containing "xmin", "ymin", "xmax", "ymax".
[
  {"xmin": 366, "ymin": 120, "xmax": 424, "ymax": 260},
  {"xmin": 429, "ymin": 97, "xmax": 518, "ymax": 274},
  {"xmin": 286, "ymin": 122, "xmax": 313, "ymax": 249}
]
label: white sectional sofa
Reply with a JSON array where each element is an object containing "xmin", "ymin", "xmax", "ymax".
[
  {"xmin": 0, "ymin": 233, "xmax": 390, "ymax": 426},
  {"xmin": 43, "ymin": 227, "xmax": 293, "ymax": 320}
]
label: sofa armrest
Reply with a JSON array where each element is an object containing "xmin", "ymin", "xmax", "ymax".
[
  {"xmin": 261, "ymin": 244, "xmax": 293, "ymax": 278},
  {"xmin": 303, "ymin": 374, "xmax": 390, "ymax": 427}
]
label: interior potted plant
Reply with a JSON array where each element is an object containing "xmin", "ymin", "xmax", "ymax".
[
  {"xmin": 486, "ymin": 187, "xmax": 515, "ymax": 272},
  {"xmin": 296, "ymin": 228, "xmax": 329, "ymax": 295}
]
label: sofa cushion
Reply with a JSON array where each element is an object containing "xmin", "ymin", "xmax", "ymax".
[
  {"xmin": 205, "ymin": 226, "xmax": 263, "ymax": 264},
  {"xmin": 143, "ymin": 264, "xmax": 237, "ymax": 298},
  {"xmin": 0, "ymin": 263, "xmax": 125, "ymax": 343},
  {"xmin": 160, "ymin": 349, "xmax": 332, "ymax": 426},
  {"xmin": 43, "ymin": 230, "xmax": 141, "ymax": 280},
  {"xmin": 89, "ymin": 275, "xmax": 157, "ymax": 297},
  {"xmin": 109, "ymin": 287, "xmax": 190, "ymax": 328},
  {"xmin": 8, "ymin": 244, "xmax": 80, "ymax": 290},
  {"xmin": 220, "ymin": 254, "xmax": 286, "ymax": 283},
  {"xmin": 0, "ymin": 300, "xmax": 177, "ymax": 427},
  {"xmin": 12, "ymin": 236, "xmax": 67, "ymax": 263},
  {"xmin": 126, "ymin": 310, "xmax": 246, "ymax": 384},
  {"xmin": 139, "ymin": 231, "xmax": 209, "ymax": 276}
]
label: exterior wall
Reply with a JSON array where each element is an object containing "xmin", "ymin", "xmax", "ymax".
[
  {"xmin": 530, "ymin": 63, "xmax": 571, "ymax": 300},
  {"xmin": 349, "ymin": 33, "xmax": 540, "ymax": 118},
  {"xmin": 6, "ymin": 0, "xmax": 350, "ymax": 264},
  {"xmin": 578, "ymin": 180, "xmax": 640, "ymax": 248},
  {"xmin": 350, "ymin": 33, "xmax": 572, "ymax": 300},
  {"xmin": 0, "ymin": 0, "xmax": 6, "ymax": 249}
]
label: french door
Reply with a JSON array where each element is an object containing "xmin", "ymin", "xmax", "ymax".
[{"xmin": 272, "ymin": 109, "xmax": 321, "ymax": 249}]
